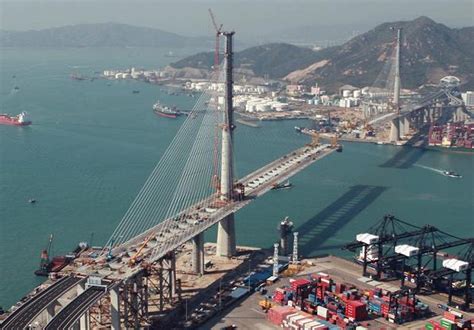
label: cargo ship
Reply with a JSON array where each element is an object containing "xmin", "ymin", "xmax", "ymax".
[
  {"xmin": 153, "ymin": 101, "xmax": 182, "ymax": 118},
  {"xmin": 0, "ymin": 112, "xmax": 31, "ymax": 126}
]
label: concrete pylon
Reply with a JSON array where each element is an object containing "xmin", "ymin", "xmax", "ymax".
[
  {"xmin": 110, "ymin": 286, "xmax": 121, "ymax": 330},
  {"xmin": 404, "ymin": 117, "xmax": 410, "ymax": 135},
  {"xmin": 216, "ymin": 31, "xmax": 237, "ymax": 257},
  {"xmin": 217, "ymin": 213, "xmax": 236, "ymax": 257},
  {"xmin": 192, "ymin": 232, "xmax": 205, "ymax": 275},
  {"xmin": 399, "ymin": 117, "xmax": 405, "ymax": 137},
  {"xmin": 389, "ymin": 118, "xmax": 400, "ymax": 142}
]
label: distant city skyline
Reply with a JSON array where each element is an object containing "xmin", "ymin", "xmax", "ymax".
[{"xmin": 0, "ymin": 0, "xmax": 472, "ymax": 42}]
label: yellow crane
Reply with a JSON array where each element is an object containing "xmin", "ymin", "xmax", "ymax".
[
  {"xmin": 306, "ymin": 131, "xmax": 320, "ymax": 147},
  {"xmin": 129, "ymin": 235, "xmax": 153, "ymax": 266}
]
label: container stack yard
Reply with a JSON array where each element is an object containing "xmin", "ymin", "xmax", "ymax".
[
  {"xmin": 428, "ymin": 122, "xmax": 474, "ymax": 150},
  {"xmin": 263, "ymin": 273, "xmax": 432, "ymax": 329}
]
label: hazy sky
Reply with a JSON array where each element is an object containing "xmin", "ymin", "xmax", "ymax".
[{"xmin": 1, "ymin": 0, "xmax": 473, "ymax": 40}]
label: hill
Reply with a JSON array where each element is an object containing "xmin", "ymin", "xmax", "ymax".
[
  {"xmin": 171, "ymin": 17, "xmax": 474, "ymax": 91},
  {"xmin": 0, "ymin": 23, "xmax": 211, "ymax": 48},
  {"xmin": 170, "ymin": 43, "xmax": 321, "ymax": 79}
]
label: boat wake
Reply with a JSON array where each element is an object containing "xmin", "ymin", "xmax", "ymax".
[{"xmin": 415, "ymin": 164, "xmax": 445, "ymax": 175}]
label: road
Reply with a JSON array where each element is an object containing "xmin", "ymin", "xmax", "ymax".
[
  {"xmin": 1, "ymin": 276, "xmax": 83, "ymax": 330},
  {"xmin": 44, "ymin": 286, "xmax": 107, "ymax": 330}
]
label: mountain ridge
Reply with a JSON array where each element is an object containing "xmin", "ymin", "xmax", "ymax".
[
  {"xmin": 171, "ymin": 16, "xmax": 474, "ymax": 91},
  {"xmin": 0, "ymin": 22, "xmax": 212, "ymax": 48}
]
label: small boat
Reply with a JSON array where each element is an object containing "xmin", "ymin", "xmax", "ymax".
[
  {"xmin": 13, "ymin": 86, "xmax": 20, "ymax": 91},
  {"xmin": 294, "ymin": 126, "xmax": 302, "ymax": 133},
  {"xmin": 442, "ymin": 170, "xmax": 462, "ymax": 178},
  {"xmin": 132, "ymin": 90, "xmax": 140, "ymax": 94},
  {"xmin": 272, "ymin": 181, "xmax": 292, "ymax": 190},
  {"xmin": 28, "ymin": 199, "xmax": 36, "ymax": 204}
]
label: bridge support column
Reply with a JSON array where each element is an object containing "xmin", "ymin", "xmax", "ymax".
[
  {"xmin": 192, "ymin": 232, "xmax": 205, "ymax": 275},
  {"xmin": 403, "ymin": 117, "xmax": 410, "ymax": 136},
  {"xmin": 389, "ymin": 118, "xmax": 400, "ymax": 142},
  {"xmin": 216, "ymin": 213, "xmax": 236, "ymax": 257},
  {"xmin": 110, "ymin": 286, "xmax": 121, "ymax": 330},
  {"xmin": 399, "ymin": 117, "xmax": 405, "ymax": 137}
]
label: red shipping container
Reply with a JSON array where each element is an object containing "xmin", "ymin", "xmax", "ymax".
[
  {"xmin": 345, "ymin": 300, "xmax": 368, "ymax": 321},
  {"xmin": 267, "ymin": 306, "xmax": 297, "ymax": 325},
  {"xmin": 443, "ymin": 311, "xmax": 457, "ymax": 322}
]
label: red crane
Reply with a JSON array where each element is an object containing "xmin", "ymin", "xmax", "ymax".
[
  {"xmin": 208, "ymin": 8, "xmax": 223, "ymax": 195},
  {"xmin": 208, "ymin": 8, "xmax": 223, "ymax": 68}
]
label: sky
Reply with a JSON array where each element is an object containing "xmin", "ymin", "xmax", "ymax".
[{"xmin": 0, "ymin": 0, "xmax": 473, "ymax": 41}]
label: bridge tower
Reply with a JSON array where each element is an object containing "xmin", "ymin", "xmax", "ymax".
[
  {"xmin": 390, "ymin": 28, "xmax": 402, "ymax": 142},
  {"xmin": 216, "ymin": 31, "xmax": 237, "ymax": 257}
]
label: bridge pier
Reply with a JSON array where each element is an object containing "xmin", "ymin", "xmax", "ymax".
[
  {"xmin": 399, "ymin": 117, "xmax": 405, "ymax": 137},
  {"xmin": 403, "ymin": 117, "xmax": 410, "ymax": 136},
  {"xmin": 110, "ymin": 286, "xmax": 121, "ymax": 330},
  {"xmin": 121, "ymin": 273, "xmax": 148, "ymax": 329},
  {"xmin": 389, "ymin": 118, "xmax": 400, "ymax": 142},
  {"xmin": 217, "ymin": 213, "xmax": 236, "ymax": 257},
  {"xmin": 192, "ymin": 232, "xmax": 205, "ymax": 275}
]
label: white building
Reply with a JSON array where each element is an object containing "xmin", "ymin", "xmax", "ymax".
[{"xmin": 462, "ymin": 91, "xmax": 474, "ymax": 107}]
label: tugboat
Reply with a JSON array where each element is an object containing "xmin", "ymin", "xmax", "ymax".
[
  {"xmin": 442, "ymin": 170, "xmax": 462, "ymax": 178},
  {"xmin": 272, "ymin": 181, "xmax": 292, "ymax": 190},
  {"xmin": 153, "ymin": 101, "xmax": 182, "ymax": 119}
]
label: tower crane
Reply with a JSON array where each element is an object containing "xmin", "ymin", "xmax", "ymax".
[{"xmin": 208, "ymin": 8, "xmax": 223, "ymax": 68}]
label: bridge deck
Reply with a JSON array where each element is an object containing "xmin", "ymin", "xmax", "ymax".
[
  {"xmin": 44, "ymin": 286, "xmax": 109, "ymax": 330},
  {"xmin": 77, "ymin": 143, "xmax": 337, "ymax": 280},
  {"xmin": 0, "ymin": 276, "xmax": 83, "ymax": 329}
]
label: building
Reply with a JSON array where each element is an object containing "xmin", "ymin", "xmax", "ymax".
[
  {"xmin": 286, "ymin": 85, "xmax": 307, "ymax": 96},
  {"xmin": 461, "ymin": 91, "xmax": 474, "ymax": 107}
]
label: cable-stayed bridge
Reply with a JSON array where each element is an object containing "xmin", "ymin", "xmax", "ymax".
[
  {"xmin": 360, "ymin": 28, "xmax": 469, "ymax": 143},
  {"xmin": 1, "ymin": 32, "xmax": 341, "ymax": 330}
]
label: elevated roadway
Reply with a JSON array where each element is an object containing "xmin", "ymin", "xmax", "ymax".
[
  {"xmin": 0, "ymin": 276, "xmax": 83, "ymax": 329},
  {"xmin": 44, "ymin": 286, "xmax": 109, "ymax": 330}
]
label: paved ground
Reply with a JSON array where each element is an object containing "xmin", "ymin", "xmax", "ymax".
[{"xmin": 200, "ymin": 255, "xmax": 473, "ymax": 330}]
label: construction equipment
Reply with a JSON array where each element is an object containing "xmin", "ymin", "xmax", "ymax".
[
  {"xmin": 307, "ymin": 131, "xmax": 320, "ymax": 147},
  {"xmin": 129, "ymin": 236, "xmax": 154, "ymax": 266},
  {"xmin": 106, "ymin": 238, "xmax": 116, "ymax": 262},
  {"xmin": 259, "ymin": 298, "xmax": 273, "ymax": 311},
  {"xmin": 37, "ymin": 234, "xmax": 53, "ymax": 274},
  {"xmin": 208, "ymin": 8, "xmax": 223, "ymax": 68}
]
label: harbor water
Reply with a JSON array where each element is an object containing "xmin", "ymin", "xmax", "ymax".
[{"xmin": 0, "ymin": 47, "xmax": 473, "ymax": 309}]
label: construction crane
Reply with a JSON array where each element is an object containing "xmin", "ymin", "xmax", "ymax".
[
  {"xmin": 129, "ymin": 235, "xmax": 154, "ymax": 266},
  {"xmin": 306, "ymin": 131, "xmax": 320, "ymax": 147},
  {"xmin": 37, "ymin": 234, "xmax": 53, "ymax": 274},
  {"xmin": 208, "ymin": 8, "xmax": 224, "ymax": 197},
  {"xmin": 208, "ymin": 8, "xmax": 223, "ymax": 68}
]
